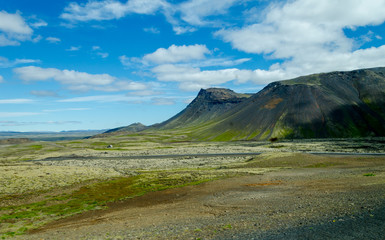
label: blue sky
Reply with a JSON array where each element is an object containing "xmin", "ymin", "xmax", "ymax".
[{"xmin": 1, "ymin": 0, "xmax": 385, "ymax": 131}]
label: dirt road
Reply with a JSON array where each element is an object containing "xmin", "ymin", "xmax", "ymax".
[{"xmin": 25, "ymin": 160, "xmax": 385, "ymax": 240}]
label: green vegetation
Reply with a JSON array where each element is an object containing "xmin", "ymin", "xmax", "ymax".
[
  {"xmin": 363, "ymin": 173, "xmax": 376, "ymax": 177},
  {"xmin": 28, "ymin": 144, "xmax": 43, "ymax": 150},
  {"xmin": 0, "ymin": 170, "xmax": 228, "ymax": 237}
]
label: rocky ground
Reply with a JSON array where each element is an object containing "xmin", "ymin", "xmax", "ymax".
[
  {"xmin": 24, "ymin": 162, "xmax": 385, "ymax": 239},
  {"xmin": 1, "ymin": 139, "xmax": 384, "ymax": 239}
]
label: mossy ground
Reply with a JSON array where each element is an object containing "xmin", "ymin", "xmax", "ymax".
[
  {"xmin": 1, "ymin": 135, "xmax": 385, "ymax": 238},
  {"xmin": 0, "ymin": 170, "xmax": 232, "ymax": 238}
]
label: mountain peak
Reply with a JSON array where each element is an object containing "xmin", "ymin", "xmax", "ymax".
[{"xmin": 196, "ymin": 88, "xmax": 250, "ymax": 103}]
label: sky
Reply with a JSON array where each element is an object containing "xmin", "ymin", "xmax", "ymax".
[{"xmin": 1, "ymin": 0, "xmax": 385, "ymax": 132}]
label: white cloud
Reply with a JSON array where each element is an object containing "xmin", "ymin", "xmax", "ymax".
[
  {"xmin": 0, "ymin": 75, "xmax": 3, "ymax": 83},
  {"xmin": 152, "ymin": 64, "xmax": 279, "ymax": 91},
  {"xmin": 97, "ymin": 52, "xmax": 109, "ymax": 58},
  {"xmin": 60, "ymin": 0, "xmax": 242, "ymax": 34},
  {"xmin": 91, "ymin": 46, "xmax": 109, "ymax": 58},
  {"xmin": 0, "ymin": 10, "xmax": 34, "ymax": 46},
  {"xmin": 122, "ymin": 43, "xmax": 254, "ymax": 91},
  {"xmin": 58, "ymin": 94, "xmax": 182, "ymax": 105},
  {"xmin": 14, "ymin": 66, "xmax": 148, "ymax": 92},
  {"xmin": 216, "ymin": 0, "xmax": 385, "ymax": 80},
  {"xmin": 0, "ymin": 11, "xmax": 32, "ymax": 35},
  {"xmin": 0, "ymin": 120, "xmax": 81, "ymax": 126},
  {"xmin": 144, "ymin": 27, "xmax": 160, "ymax": 34},
  {"xmin": 58, "ymin": 94, "xmax": 141, "ymax": 103},
  {"xmin": 151, "ymin": 97, "xmax": 175, "ymax": 105},
  {"xmin": 14, "ymin": 59, "xmax": 40, "ymax": 65},
  {"xmin": 30, "ymin": 19, "xmax": 47, "ymax": 28},
  {"xmin": 16, "ymin": 66, "xmax": 114, "ymax": 85},
  {"xmin": 66, "ymin": 46, "xmax": 81, "ymax": 51},
  {"xmin": 43, "ymin": 108, "xmax": 90, "ymax": 112},
  {"xmin": 178, "ymin": 0, "xmax": 239, "ymax": 26},
  {"xmin": 30, "ymin": 90, "xmax": 59, "ymax": 97},
  {"xmin": 1, "ymin": 56, "xmax": 41, "ymax": 68},
  {"xmin": 14, "ymin": 66, "xmax": 60, "ymax": 81},
  {"xmin": 0, "ymin": 99, "xmax": 36, "ymax": 104},
  {"xmin": 46, "ymin": 37, "xmax": 61, "ymax": 43},
  {"xmin": 61, "ymin": 0, "xmax": 167, "ymax": 22},
  {"xmin": 143, "ymin": 44, "xmax": 210, "ymax": 64},
  {"xmin": 0, "ymin": 112, "xmax": 40, "ymax": 118}
]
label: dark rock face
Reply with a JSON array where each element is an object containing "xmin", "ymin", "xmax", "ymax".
[
  {"xmin": 156, "ymin": 67, "xmax": 385, "ymax": 140},
  {"xmin": 156, "ymin": 88, "xmax": 251, "ymax": 129}
]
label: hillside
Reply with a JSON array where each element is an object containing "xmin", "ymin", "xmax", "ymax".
[
  {"xmin": 190, "ymin": 67, "xmax": 385, "ymax": 140},
  {"xmin": 92, "ymin": 123, "xmax": 147, "ymax": 138},
  {"xmin": 102, "ymin": 67, "xmax": 385, "ymax": 141},
  {"xmin": 154, "ymin": 88, "xmax": 252, "ymax": 129},
  {"xmin": 144, "ymin": 67, "xmax": 385, "ymax": 140}
]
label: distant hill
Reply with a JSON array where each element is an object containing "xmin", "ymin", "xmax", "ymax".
[
  {"xmin": 92, "ymin": 123, "xmax": 147, "ymax": 138},
  {"xmin": 0, "ymin": 130, "xmax": 106, "ymax": 141},
  {"xmin": 0, "ymin": 138, "xmax": 33, "ymax": 145},
  {"xmin": 151, "ymin": 67, "xmax": 385, "ymax": 140}
]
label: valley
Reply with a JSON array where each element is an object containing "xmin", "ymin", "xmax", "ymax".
[{"xmin": 1, "ymin": 135, "xmax": 384, "ymax": 239}]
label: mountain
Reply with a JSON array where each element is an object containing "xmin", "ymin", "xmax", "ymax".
[
  {"xmin": 104, "ymin": 122, "xmax": 147, "ymax": 133},
  {"xmin": 153, "ymin": 67, "xmax": 385, "ymax": 140},
  {"xmin": 155, "ymin": 88, "xmax": 252, "ymax": 129},
  {"xmin": 92, "ymin": 123, "xmax": 147, "ymax": 138}
]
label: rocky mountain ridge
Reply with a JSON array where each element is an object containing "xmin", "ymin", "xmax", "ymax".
[{"xmin": 104, "ymin": 67, "xmax": 385, "ymax": 140}]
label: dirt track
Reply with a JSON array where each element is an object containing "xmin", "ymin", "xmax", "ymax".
[{"xmin": 24, "ymin": 159, "xmax": 385, "ymax": 240}]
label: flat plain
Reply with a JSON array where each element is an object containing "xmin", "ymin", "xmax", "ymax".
[{"xmin": 0, "ymin": 134, "xmax": 384, "ymax": 239}]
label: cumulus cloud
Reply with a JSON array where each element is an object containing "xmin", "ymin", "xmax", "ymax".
[
  {"xmin": 216, "ymin": 0, "xmax": 385, "ymax": 79},
  {"xmin": 0, "ymin": 10, "xmax": 33, "ymax": 46},
  {"xmin": 60, "ymin": 0, "xmax": 242, "ymax": 34},
  {"xmin": 121, "ymin": 44, "xmax": 254, "ymax": 91},
  {"xmin": 177, "ymin": 0, "xmax": 239, "ymax": 26},
  {"xmin": 61, "ymin": 0, "xmax": 168, "ymax": 22},
  {"xmin": 97, "ymin": 52, "xmax": 109, "ymax": 58},
  {"xmin": 66, "ymin": 46, "xmax": 81, "ymax": 51},
  {"xmin": 15, "ymin": 66, "xmax": 114, "ymax": 85},
  {"xmin": 143, "ymin": 44, "xmax": 210, "ymax": 64},
  {"xmin": 152, "ymin": 64, "xmax": 280, "ymax": 91},
  {"xmin": 46, "ymin": 37, "xmax": 61, "ymax": 43},
  {"xmin": 144, "ymin": 27, "xmax": 160, "ymax": 34},
  {"xmin": 14, "ymin": 66, "xmax": 148, "ymax": 92},
  {"xmin": 30, "ymin": 19, "xmax": 47, "ymax": 28}
]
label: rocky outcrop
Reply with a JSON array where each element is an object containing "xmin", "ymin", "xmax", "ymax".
[{"xmin": 155, "ymin": 88, "xmax": 251, "ymax": 130}]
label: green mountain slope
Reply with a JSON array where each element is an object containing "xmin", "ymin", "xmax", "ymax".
[{"xmin": 155, "ymin": 67, "xmax": 385, "ymax": 140}]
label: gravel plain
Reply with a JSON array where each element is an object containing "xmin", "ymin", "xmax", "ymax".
[{"xmin": 1, "ymin": 138, "xmax": 384, "ymax": 239}]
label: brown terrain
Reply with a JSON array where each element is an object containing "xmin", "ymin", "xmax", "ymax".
[{"xmin": 22, "ymin": 154, "xmax": 385, "ymax": 240}]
